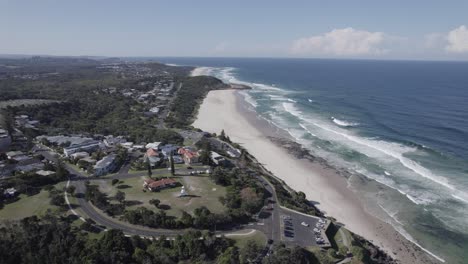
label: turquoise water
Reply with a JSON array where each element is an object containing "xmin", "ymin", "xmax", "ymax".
[{"xmin": 156, "ymin": 58, "xmax": 468, "ymax": 263}]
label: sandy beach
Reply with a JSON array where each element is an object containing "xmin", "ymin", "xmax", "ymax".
[{"xmin": 193, "ymin": 89, "xmax": 439, "ymax": 264}]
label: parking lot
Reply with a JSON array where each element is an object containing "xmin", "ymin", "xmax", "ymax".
[{"xmin": 280, "ymin": 212, "xmax": 329, "ymax": 248}]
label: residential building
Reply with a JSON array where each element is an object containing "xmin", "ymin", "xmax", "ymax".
[
  {"xmin": 143, "ymin": 178, "xmax": 177, "ymax": 191},
  {"xmin": 93, "ymin": 154, "xmax": 117, "ymax": 176},
  {"xmin": 70, "ymin": 152, "xmax": 89, "ymax": 160},
  {"xmin": 210, "ymin": 151, "xmax": 226, "ymax": 165},
  {"xmin": 145, "ymin": 142, "xmax": 162, "ymax": 150},
  {"xmin": 63, "ymin": 140, "xmax": 101, "ymax": 157},
  {"xmin": 36, "ymin": 170, "xmax": 56, "ymax": 177},
  {"xmin": 79, "ymin": 157, "xmax": 97, "ymax": 165},
  {"xmin": 172, "ymin": 155, "xmax": 184, "ymax": 164},
  {"xmin": 6, "ymin": 151, "xmax": 24, "ymax": 159},
  {"xmin": 145, "ymin": 148, "xmax": 161, "ymax": 167},
  {"xmin": 103, "ymin": 135, "xmax": 126, "ymax": 148},
  {"xmin": 3, "ymin": 187, "xmax": 17, "ymax": 198},
  {"xmin": 161, "ymin": 144, "xmax": 178, "ymax": 157},
  {"xmin": 178, "ymin": 147, "xmax": 200, "ymax": 164}
]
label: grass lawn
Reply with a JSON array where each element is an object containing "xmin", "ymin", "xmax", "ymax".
[
  {"xmin": 229, "ymin": 230, "xmax": 267, "ymax": 249},
  {"xmin": 0, "ymin": 181, "xmax": 67, "ymax": 221},
  {"xmin": 92, "ymin": 174, "xmax": 226, "ymax": 218}
]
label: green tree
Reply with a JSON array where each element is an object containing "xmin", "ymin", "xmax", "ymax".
[
  {"xmin": 115, "ymin": 191, "xmax": 126, "ymax": 204},
  {"xmin": 149, "ymin": 199, "xmax": 160, "ymax": 208},
  {"xmin": 146, "ymin": 157, "xmax": 152, "ymax": 178},
  {"xmin": 170, "ymin": 153, "xmax": 175, "ymax": 176}
]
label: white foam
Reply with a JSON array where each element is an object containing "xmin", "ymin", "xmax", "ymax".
[
  {"xmin": 240, "ymin": 91, "xmax": 258, "ymax": 108},
  {"xmin": 190, "ymin": 66, "xmax": 214, "ymax": 77},
  {"xmin": 309, "ymin": 120, "xmax": 458, "ymax": 193},
  {"xmin": 452, "ymin": 194, "xmax": 468, "ymax": 204},
  {"xmin": 384, "ymin": 171, "xmax": 391, "ymax": 176},
  {"xmin": 308, "ymin": 99, "xmax": 314, "ymax": 103},
  {"xmin": 393, "ymin": 225, "xmax": 446, "ymax": 263},
  {"xmin": 331, "ymin": 117, "xmax": 359, "ymax": 127},
  {"xmin": 287, "ymin": 99, "xmax": 297, "ymax": 103},
  {"xmin": 378, "ymin": 203, "xmax": 404, "ymax": 225},
  {"xmin": 299, "ymin": 123, "xmax": 317, "ymax": 137},
  {"xmin": 406, "ymin": 194, "xmax": 422, "ymax": 205}
]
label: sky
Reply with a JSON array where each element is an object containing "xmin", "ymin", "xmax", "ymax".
[{"xmin": 1, "ymin": 0, "xmax": 468, "ymax": 60}]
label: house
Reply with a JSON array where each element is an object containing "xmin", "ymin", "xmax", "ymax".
[
  {"xmin": 143, "ymin": 178, "xmax": 177, "ymax": 191},
  {"xmin": 3, "ymin": 187, "xmax": 17, "ymax": 198},
  {"xmin": 6, "ymin": 151, "xmax": 24, "ymax": 160},
  {"xmin": 210, "ymin": 151, "xmax": 226, "ymax": 165},
  {"xmin": 63, "ymin": 140, "xmax": 101, "ymax": 157},
  {"xmin": 161, "ymin": 144, "xmax": 178, "ymax": 157},
  {"xmin": 133, "ymin": 144, "xmax": 145, "ymax": 151},
  {"xmin": 70, "ymin": 152, "xmax": 89, "ymax": 160},
  {"xmin": 121, "ymin": 142, "xmax": 134, "ymax": 149},
  {"xmin": 145, "ymin": 142, "xmax": 162, "ymax": 150},
  {"xmin": 178, "ymin": 147, "xmax": 200, "ymax": 164},
  {"xmin": 36, "ymin": 170, "xmax": 56, "ymax": 177},
  {"xmin": 172, "ymin": 155, "xmax": 184, "ymax": 164},
  {"xmin": 16, "ymin": 162, "xmax": 44, "ymax": 173},
  {"xmin": 145, "ymin": 148, "xmax": 161, "ymax": 167},
  {"xmin": 80, "ymin": 157, "xmax": 97, "ymax": 165},
  {"xmin": 93, "ymin": 154, "xmax": 117, "ymax": 176},
  {"xmin": 103, "ymin": 135, "xmax": 126, "ymax": 148}
]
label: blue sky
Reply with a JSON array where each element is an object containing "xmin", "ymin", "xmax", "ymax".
[{"xmin": 1, "ymin": 0, "xmax": 468, "ymax": 60}]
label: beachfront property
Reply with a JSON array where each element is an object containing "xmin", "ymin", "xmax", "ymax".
[
  {"xmin": 178, "ymin": 147, "xmax": 200, "ymax": 164},
  {"xmin": 63, "ymin": 140, "xmax": 102, "ymax": 157},
  {"xmin": 210, "ymin": 151, "xmax": 226, "ymax": 165},
  {"xmin": 143, "ymin": 178, "xmax": 177, "ymax": 192},
  {"xmin": 93, "ymin": 154, "xmax": 117, "ymax": 176}
]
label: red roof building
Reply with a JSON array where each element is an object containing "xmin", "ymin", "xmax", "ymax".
[
  {"xmin": 177, "ymin": 147, "xmax": 200, "ymax": 164},
  {"xmin": 143, "ymin": 178, "xmax": 177, "ymax": 191}
]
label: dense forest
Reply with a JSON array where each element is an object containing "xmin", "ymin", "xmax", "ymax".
[{"xmin": 165, "ymin": 76, "xmax": 227, "ymax": 128}]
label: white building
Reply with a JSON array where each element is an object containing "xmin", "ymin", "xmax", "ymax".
[
  {"xmin": 145, "ymin": 142, "xmax": 162, "ymax": 150},
  {"xmin": 210, "ymin": 151, "xmax": 226, "ymax": 165},
  {"xmin": 103, "ymin": 135, "xmax": 126, "ymax": 148},
  {"xmin": 93, "ymin": 154, "xmax": 117, "ymax": 176},
  {"xmin": 70, "ymin": 152, "xmax": 89, "ymax": 160},
  {"xmin": 63, "ymin": 140, "xmax": 101, "ymax": 157}
]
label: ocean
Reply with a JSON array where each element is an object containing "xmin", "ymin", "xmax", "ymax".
[{"xmin": 155, "ymin": 57, "xmax": 468, "ymax": 263}]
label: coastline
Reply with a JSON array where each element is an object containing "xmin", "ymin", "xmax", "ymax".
[{"xmin": 193, "ymin": 89, "xmax": 439, "ymax": 264}]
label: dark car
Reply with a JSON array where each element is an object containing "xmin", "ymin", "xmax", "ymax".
[{"xmin": 267, "ymin": 239, "xmax": 274, "ymax": 244}]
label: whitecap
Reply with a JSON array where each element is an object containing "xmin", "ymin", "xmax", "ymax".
[
  {"xmin": 452, "ymin": 194, "xmax": 468, "ymax": 204},
  {"xmin": 308, "ymin": 99, "xmax": 314, "ymax": 103},
  {"xmin": 331, "ymin": 117, "xmax": 359, "ymax": 127}
]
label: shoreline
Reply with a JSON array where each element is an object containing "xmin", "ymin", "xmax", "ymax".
[{"xmin": 193, "ymin": 89, "xmax": 439, "ymax": 264}]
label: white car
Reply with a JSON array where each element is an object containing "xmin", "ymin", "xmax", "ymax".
[{"xmin": 301, "ymin": 222, "xmax": 309, "ymax": 227}]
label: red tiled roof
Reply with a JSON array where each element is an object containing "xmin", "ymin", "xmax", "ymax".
[
  {"xmin": 145, "ymin": 178, "xmax": 176, "ymax": 189},
  {"xmin": 146, "ymin": 148, "xmax": 159, "ymax": 157},
  {"xmin": 178, "ymin": 148, "xmax": 199, "ymax": 159}
]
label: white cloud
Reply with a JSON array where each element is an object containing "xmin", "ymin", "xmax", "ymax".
[
  {"xmin": 291, "ymin": 27, "xmax": 387, "ymax": 56},
  {"xmin": 445, "ymin": 25, "xmax": 468, "ymax": 53}
]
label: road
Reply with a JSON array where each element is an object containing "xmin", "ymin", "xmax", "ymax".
[{"xmin": 39, "ymin": 145, "xmax": 329, "ymax": 253}]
